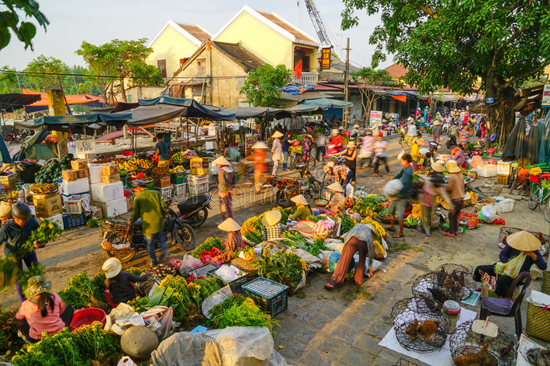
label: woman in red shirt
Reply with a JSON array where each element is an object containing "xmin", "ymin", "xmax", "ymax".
[{"xmin": 15, "ymin": 276, "xmax": 74, "ymax": 342}]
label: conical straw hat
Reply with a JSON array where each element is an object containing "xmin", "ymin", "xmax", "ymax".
[
  {"xmin": 261, "ymin": 210, "xmax": 282, "ymax": 226},
  {"xmin": 291, "ymin": 194, "xmax": 309, "ymax": 206},
  {"xmin": 506, "ymin": 231, "xmax": 541, "ymax": 251},
  {"xmin": 218, "ymin": 218, "xmax": 241, "ymax": 232}
]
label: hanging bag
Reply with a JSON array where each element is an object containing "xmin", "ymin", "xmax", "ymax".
[{"xmin": 494, "ymin": 253, "xmax": 526, "ymax": 279}]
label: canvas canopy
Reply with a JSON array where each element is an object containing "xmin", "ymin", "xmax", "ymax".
[
  {"xmin": 225, "ymin": 107, "xmax": 282, "ymax": 119},
  {"xmin": 0, "ymin": 93, "xmax": 41, "ymax": 112},
  {"xmin": 15, "ymin": 113, "xmax": 131, "ymax": 132},
  {"xmin": 138, "ymin": 97, "xmax": 236, "ymax": 121},
  {"xmin": 22, "ymin": 89, "xmax": 105, "ymax": 112},
  {"xmin": 301, "ymin": 98, "xmax": 353, "ymax": 109}
]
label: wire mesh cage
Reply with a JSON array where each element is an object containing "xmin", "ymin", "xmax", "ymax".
[
  {"xmin": 435, "ymin": 263, "xmax": 476, "ymax": 297},
  {"xmin": 393, "ymin": 359, "xmax": 420, "ymax": 366},
  {"xmin": 449, "ymin": 321, "xmax": 515, "ymax": 366},
  {"xmin": 412, "ymin": 269, "xmax": 473, "ymax": 305},
  {"xmin": 390, "ymin": 296, "xmax": 447, "ymax": 352}
]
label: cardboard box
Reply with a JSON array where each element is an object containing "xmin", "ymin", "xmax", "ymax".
[
  {"xmin": 0, "ymin": 173, "xmax": 18, "ymax": 187},
  {"xmin": 102, "ymin": 174, "xmax": 121, "ymax": 185},
  {"xmin": 191, "ymin": 167, "xmax": 209, "ymax": 175},
  {"xmin": 77, "ymin": 169, "xmax": 89, "ymax": 179},
  {"xmin": 62, "ymin": 170, "xmax": 78, "ymax": 182},
  {"xmin": 126, "ymin": 195, "xmax": 134, "ymax": 211},
  {"xmin": 88, "ymin": 164, "xmax": 105, "ymax": 184},
  {"xmin": 154, "ymin": 175, "xmax": 171, "ymax": 188},
  {"xmin": 91, "ymin": 181, "xmax": 124, "ymax": 203},
  {"xmin": 102, "ymin": 164, "xmax": 120, "ymax": 176},
  {"xmin": 190, "ymin": 157, "xmax": 205, "ymax": 169},
  {"xmin": 33, "ymin": 192, "xmax": 63, "ymax": 218},
  {"xmin": 71, "ymin": 159, "xmax": 87, "ymax": 170},
  {"xmin": 98, "ymin": 197, "xmax": 127, "ymax": 217},
  {"xmin": 61, "ymin": 178, "xmax": 89, "ymax": 195}
]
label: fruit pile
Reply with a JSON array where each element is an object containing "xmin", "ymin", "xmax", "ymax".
[
  {"xmin": 171, "ymin": 152, "xmax": 185, "ymax": 164},
  {"xmin": 119, "ymin": 157, "xmax": 154, "ymax": 172},
  {"xmin": 151, "ymin": 166, "xmax": 169, "ymax": 177},
  {"xmin": 35, "ymin": 155, "xmax": 74, "ymax": 183},
  {"xmin": 29, "ymin": 183, "xmax": 58, "ymax": 194},
  {"xmin": 170, "ymin": 165, "xmax": 186, "ymax": 173}
]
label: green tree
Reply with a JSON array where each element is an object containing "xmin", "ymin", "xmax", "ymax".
[
  {"xmin": 0, "ymin": 66, "xmax": 19, "ymax": 93},
  {"xmin": 76, "ymin": 38, "xmax": 163, "ymax": 103},
  {"xmin": 25, "ymin": 55, "xmax": 68, "ymax": 92},
  {"xmin": 240, "ymin": 64, "xmax": 292, "ymax": 107},
  {"xmin": 341, "ymin": 0, "xmax": 550, "ymax": 144},
  {"xmin": 0, "ymin": 0, "xmax": 48, "ymax": 51},
  {"xmin": 350, "ymin": 67, "xmax": 392, "ymax": 124}
]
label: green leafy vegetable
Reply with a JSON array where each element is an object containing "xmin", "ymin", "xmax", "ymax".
[{"xmin": 207, "ymin": 295, "xmax": 278, "ymax": 333}]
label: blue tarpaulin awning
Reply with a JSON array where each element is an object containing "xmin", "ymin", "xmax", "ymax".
[
  {"xmin": 138, "ymin": 97, "xmax": 236, "ymax": 121},
  {"xmin": 301, "ymin": 98, "xmax": 353, "ymax": 109}
]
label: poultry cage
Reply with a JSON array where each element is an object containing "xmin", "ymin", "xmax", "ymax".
[
  {"xmin": 412, "ymin": 267, "xmax": 475, "ymax": 306},
  {"xmin": 390, "ymin": 296, "xmax": 447, "ymax": 352},
  {"xmin": 449, "ymin": 321, "xmax": 515, "ymax": 366},
  {"xmin": 393, "ymin": 359, "xmax": 420, "ymax": 366}
]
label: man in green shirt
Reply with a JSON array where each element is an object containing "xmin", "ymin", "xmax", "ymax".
[{"xmin": 130, "ymin": 181, "xmax": 168, "ymax": 266}]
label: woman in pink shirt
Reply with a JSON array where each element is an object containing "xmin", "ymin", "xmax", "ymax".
[{"xmin": 15, "ymin": 276, "xmax": 74, "ymax": 342}]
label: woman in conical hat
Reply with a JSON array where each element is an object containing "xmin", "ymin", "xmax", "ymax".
[{"xmin": 218, "ymin": 218, "xmax": 243, "ymax": 252}]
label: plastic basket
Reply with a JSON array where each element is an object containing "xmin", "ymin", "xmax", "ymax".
[
  {"xmin": 211, "ymin": 273, "xmax": 249, "ymax": 294},
  {"xmin": 458, "ymin": 212, "xmax": 479, "ymax": 228},
  {"xmin": 242, "ymin": 277, "xmax": 288, "ymax": 317},
  {"xmin": 171, "ymin": 172, "xmax": 186, "ymax": 185},
  {"xmin": 63, "ymin": 213, "xmax": 87, "ymax": 229},
  {"xmin": 186, "ymin": 263, "xmax": 219, "ymax": 278}
]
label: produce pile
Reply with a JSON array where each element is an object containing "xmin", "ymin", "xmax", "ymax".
[
  {"xmin": 29, "ymin": 183, "xmax": 57, "ymax": 194},
  {"xmin": 171, "ymin": 152, "xmax": 186, "ymax": 165},
  {"xmin": 0, "ymin": 190, "xmax": 20, "ymax": 200},
  {"xmin": 57, "ymin": 272, "xmax": 107, "ymax": 308},
  {"xmin": 151, "ymin": 166, "xmax": 169, "ymax": 177},
  {"xmin": 118, "ymin": 157, "xmax": 154, "ymax": 172},
  {"xmin": 207, "ymin": 295, "xmax": 277, "ymax": 333},
  {"xmin": 11, "ymin": 322, "xmax": 121, "ymax": 366},
  {"xmin": 191, "ymin": 237, "xmax": 224, "ymax": 259},
  {"xmin": 353, "ymin": 196, "xmax": 385, "ymax": 219},
  {"xmin": 170, "ymin": 165, "xmax": 186, "ymax": 173},
  {"xmin": 34, "ymin": 155, "xmax": 74, "ymax": 184},
  {"xmin": 13, "ymin": 220, "xmax": 63, "ymax": 260},
  {"xmin": 254, "ymin": 251, "xmax": 307, "ymax": 291},
  {"xmin": 338, "ymin": 214, "xmax": 357, "ymax": 235},
  {"xmin": 241, "ymin": 206, "xmax": 294, "ymax": 245},
  {"xmin": 0, "ymin": 305, "xmax": 15, "ymax": 352}
]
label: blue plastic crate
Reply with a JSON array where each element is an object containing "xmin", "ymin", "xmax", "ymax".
[{"xmin": 62, "ymin": 213, "xmax": 87, "ymax": 229}]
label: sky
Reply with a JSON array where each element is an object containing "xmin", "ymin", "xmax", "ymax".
[{"xmin": 0, "ymin": 0, "xmax": 388, "ymax": 70}]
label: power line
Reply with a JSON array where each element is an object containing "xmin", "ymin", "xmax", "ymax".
[{"xmin": 0, "ymin": 70, "xmax": 248, "ymax": 80}]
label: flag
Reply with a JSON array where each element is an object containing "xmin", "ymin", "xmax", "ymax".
[{"xmin": 294, "ymin": 61, "xmax": 302, "ymax": 80}]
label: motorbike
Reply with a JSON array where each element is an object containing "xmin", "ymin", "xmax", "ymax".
[
  {"xmin": 446, "ymin": 135, "xmax": 457, "ymax": 149},
  {"xmin": 267, "ymin": 166, "xmax": 322, "ymax": 207},
  {"xmin": 100, "ymin": 203, "xmax": 196, "ymax": 263},
  {"xmin": 175, "ymin": 193, "xmax": 212, "ymax": 228}
]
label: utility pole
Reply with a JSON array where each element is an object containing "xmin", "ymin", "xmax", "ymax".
[{"xmin": 343, "ymin": 37, "xmax": 351, "ymax": 126}]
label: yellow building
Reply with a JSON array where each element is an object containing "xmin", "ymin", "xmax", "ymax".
[
  {"xmin": 213, "ymin": 5, "xmax": 319, "ymax": 84},
  {"xmin": 147, "ymin": 20, "xmax": 211, "ymax": 79},
  {"xmin": 170, "ymin": 41, "xmax": 265, "ymax": 108}
]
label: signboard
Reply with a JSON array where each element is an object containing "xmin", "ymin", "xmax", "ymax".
[
  {"xmin": 75, "ymin": 139, "xmax": 96, "ymax": 155},
  {"xmin": 57, "ymin": 140, "xmax": 68, "ymax": 159},
  {"xmin": 369, "ymin": 111, "xmax": 382, "ymax": 128},
  {"xmin": 486, "ymin": 97, "xmax": 494, "ymax": 104},
  {"xmin": 542, "ymin": 84, "xmax": 550, "ymax": 107},
  {"xmin": 320, "ymin": 48, "xmax": 331, "ymax": 70}
]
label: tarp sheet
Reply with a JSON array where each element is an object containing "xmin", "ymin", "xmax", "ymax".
[
  {"xmin": 0, "ymin": 93, "xmax": 41, "ymax": 112},
  {"xmin": 138, "ymin": 97, "xmax": 236, "ymax": 121},
  {"xmin": 301, "ymin": 98, "xmax": 352, "ymax": 109},
  {"xmin": 225, "ymin": 107, "xmax": 282, "ymax": 119},
  {"xmin": 15, "ymin": 113, "xmax": 131, "ymax": 134},
  {"xmin": 22, "ymin": 88, "xmax": 105, "ymax": 112},
  {"xmin": 115, "ymin": 104, "xmax": 187, "ymax": 127}
]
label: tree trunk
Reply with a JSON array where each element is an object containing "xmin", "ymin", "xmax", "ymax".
[
  {"xmin": 485, "ymin": 71, "xmax": 515, "ymax": 148},
  {"xmin": 119, "ymin": 78, "xmax": 127, "ymax": 103}
]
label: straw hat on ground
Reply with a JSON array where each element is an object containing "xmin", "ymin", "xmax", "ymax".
[
  {"xmin": 291, "ymin": 194, "xmax": 309, "ymax": 206},
  {"xmin": 262, "ymin": 210, "xmax": 282, "ymax": 226},
  {"xmin": 212, "ymin": 156, "xmax": 231, "ymax": 167},
  {"xmin": 327, "ymin": 182, "xmax": 345, "ymax": 193},
  {"xmin": 272, "ymin": 131, "xmax": 283, "ymax": 138},
  {"xmin": 432, "ymin": 160, "xmax": 445, "ymax": 173},
  {"xmin": 24, "ymin": 276, "xmax": 51, "ymax": 299},
  {"xmin": 252, "ymin": 141, "xmax": 268, "ymax": 150},
  {"xmin": 102, "ymin": 258, "xmax": 123, "ymax": 279},
  {"xmin": 446, "ymin": 160, "xmax": 461, "ymax": 173},
  {"xmin": 218, "ymin": 218, "xmax": 241, "ymax": 232},
  {"xmin": 506, "ymin": 231, "xmax": 541, "ymax": 252}
]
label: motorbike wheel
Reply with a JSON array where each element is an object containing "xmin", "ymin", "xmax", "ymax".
[
  {"xmin": 189, "ymin": 208, "xmax": 208, "ymax": 229},
  {"xmin": 276, "ymin": 190, "xmax": 292, "ymax": 207},
  {"xmin": 104, "ymin": 233, "xmax": 136, "ymax": 263},
  {"xmin": 305, "ymin": 180, "xmax": 322, "ymax": 200},
  {"xmin": 172, "ymin": 220, "xmax": 196, "ymax": 251}
]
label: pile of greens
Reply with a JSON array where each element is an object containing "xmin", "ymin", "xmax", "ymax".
[
  {"xmin": 13, "ymin": 220, "xmax": 63, "ymax": 260},
  {"xmin": 241, "ymin": 216, "xmax": 263, "ymax": 244},
  {"xmin": 306, "ymin": 215, "xmax": 323, "ymax": 222},
  {"xmin": 281, "ymin": 230, "xmax": 308, "ymax": 250},
  {"xmin": 338, "ymin": 214, "xmax": 356, "ymax": 235},
  {"xmin": 254, "ymin": 252, "xmax": 307, "ymax": 290},
  {"xmin": 191, "ymin": 237, "xmax": 224, "ymax": 258},
  {"xmin": 11, "ymin": 322, "xmax": 121, "ymax": 366},
  {"xmin": 308, "ymin": 239, "xmax": 328, "ymax": 257},
  {"xmin": 58, "ymin": 272, "xmax": 106, "ymax": 308},
  {"xmin": 0, "ymin": 258, "xmax": 18, "ymax": 294},
  {"xmin": 207, "ymin": 295, "xmax": 277, "ymax": 333}
]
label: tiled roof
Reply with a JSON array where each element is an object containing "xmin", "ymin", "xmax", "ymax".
[
  {"xmin": 214, "ymin": 42, "xmax": 264, "ymax": 73},
  {"xmin": 384, "ymin": 63, "xmax": 408, "ymax": 78},
  {"xmin": 176, "ymin": 23, "xmax": 211, "ymax": 43},
  {"xmin": 255, "ymin": 10, "xmax": 317, "ymax": 44}
]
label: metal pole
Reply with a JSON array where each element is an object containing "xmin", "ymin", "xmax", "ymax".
[{"xmin": 343, "ymin": 38, "xmax": 350, "ymax": 126}]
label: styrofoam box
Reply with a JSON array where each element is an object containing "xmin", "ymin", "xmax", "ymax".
[
  {"xmin": 496, "ymin": 198, "xmax": 514, "ymax": 213},
  {"xmin": 61, "ymin": 178, "xmax": 90, "ymax": 195},
  {"xmin": 173, "ymin": 183, "xmax": 187, "ymax": 196},
  {"xmin": 91, "ymin": 181, "xmax": 124, "ymax": 203},
  {"xmin": 88, "ymin": 164, "xmax": 106, "ymax": 184},
  {"xmin": 187, "ymin": 175, "xmax": 209, "ymax": 184},
  {"xmin": 476, "ymin": 164, "xmax": 497, "ymax": 178},
  {"xmin": 38, "ymin": 213, "xmax": 64, "ymax": 231},
  {"xmin": 497, "ymin": 161, "xmax": 512, "ymax": 176},
  {"xmin": 189, "ymin": 182, "xmax": 209, "ymax": 195},
  {"xmin": 98, "ymin": 197, "xmax": 127, "ymax": 217}
]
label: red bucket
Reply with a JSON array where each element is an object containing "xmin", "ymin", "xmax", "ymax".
[{"xmin": 70, "ymin": 308, "xmax": 106, "ymax": 331}]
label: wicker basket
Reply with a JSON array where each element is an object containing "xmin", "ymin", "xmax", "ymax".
[{"xmin": 230, "ymin": 257, "xmax": 258, "ymax": 278}]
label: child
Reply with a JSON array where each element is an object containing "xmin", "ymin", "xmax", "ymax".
[
  {"xmin": 418, "ymin": 174, "xmax": 452, "ymax": 237},
  {"xmin": 410, "ymin": 138, "xmax": 424, "ymax": 171}
]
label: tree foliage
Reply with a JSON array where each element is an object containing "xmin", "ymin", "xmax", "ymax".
[
  {"xmin": 25, "ymin": 55, "xmax": 67, "ymax": 91},
  {"xmin": 76, "ymin": 38, "xmax": 163, "ymax": 102},
  {"xmin": 0, "ymin": 0, "xmax": 48, "ymax": 51},
  {"xmin": 350, "ymin": 67, "xmax": 392, "ymax": 123},
  {"xmin": 341, "ymin": 0, "xmax": 550, "ymax": 142},
  {"xmin": 240, "ymin": 64, "xmax": 292, "ymax": 107},
  {"xmin": 0, "ymin": 65, "xmax": 19, "ymax": 93}
]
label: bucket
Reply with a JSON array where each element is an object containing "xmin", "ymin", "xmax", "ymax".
[{"xmin": 70, "ymin": 308, "xmax": 106, "ymax": 331}]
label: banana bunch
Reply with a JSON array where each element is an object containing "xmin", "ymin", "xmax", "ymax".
[
  {"xmin": 170, "ymin": 165, "xmax": 186, "ymax": 173},
  {"xmin": 119, "ymin": 160, "xmax": 138, "ymax": 172},
  {"xmin": 171, "ymin": 152, "xmax": 185, "ymax": 164}
]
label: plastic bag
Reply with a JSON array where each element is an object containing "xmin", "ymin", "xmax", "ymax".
[
  {"xmin": 479, "ymin": 204, "xmax": 498, "ymax": 223},
  {"xmin": 105, "ymin": 303, "xmax": 139, "ymax": 332},
  {"xmin": 328, "ymin": 251, "xmax": 355, "ymax": 274},
  {"xmin": 117, "ymin": 356, "xmax": 138, "ymax": 366},
  {"xmin": 141, "ymin": 306, "xmax": 173, "ymax": 339},
  {"xmin": 180, "ymin": 254, "xmax": 203, "ymax": 275},
  {"xmin": 214, "ymin": 265, "xmax": 242, "ymax": 282},
  {"xmin": 202, "ymin": 287, "xmax": 233, "ymax": 319}
]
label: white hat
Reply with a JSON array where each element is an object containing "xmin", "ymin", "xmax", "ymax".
[
  {"xmin": 212, "ymin": 156, "xmax": 231, "ymax": 166},
  {"xmin": 348, "ymin": 141, "xmax": 356, "ymax": 147},
  {"xmin": 291, "ymin": 194, "xmax": 309, "ymax": 206},
  {"xmin": 252, "ymin": 141, "xmax": 268, "ymax": 149},
  {"xmin": 420, "ymin": 148, "xmax": 430, "ymax": 155},
  {"xmin": 272, "ymin": 131, "xmax": 283, "ymax": 138},
  {"xmin": 262, "ymin": 210, "xmax": 282, "ymax": 226},
  {"xmin": 432, "ymin": 160, "xmax": 445, "ymax": 172},
  {"xmin": 327, "ymin": 182, "xmax": 345, "ymax": 193},
  {"xmin": 102, "ymin": 258, "xmax": 122, "ymax": 279},
  {"xmin": 433, "ymin": 121, "xmax": 441, "ymax": 125},
  {"xmin": 218, "ymin": 218, "xmax": 241, "ymax": 232},
  {"xmin": 408, "ymin": 117, "xmax": 415, "ymax": 122}
]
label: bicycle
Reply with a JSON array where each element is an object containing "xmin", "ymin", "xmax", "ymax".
[{"xmin": 528, "ymin": 173, "xmax": 550, "ymax": 222}]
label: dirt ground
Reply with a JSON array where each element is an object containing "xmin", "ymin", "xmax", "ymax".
[{"xmin": 2, "ymin": 135, "xmax": 549, "ymax": 365}]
